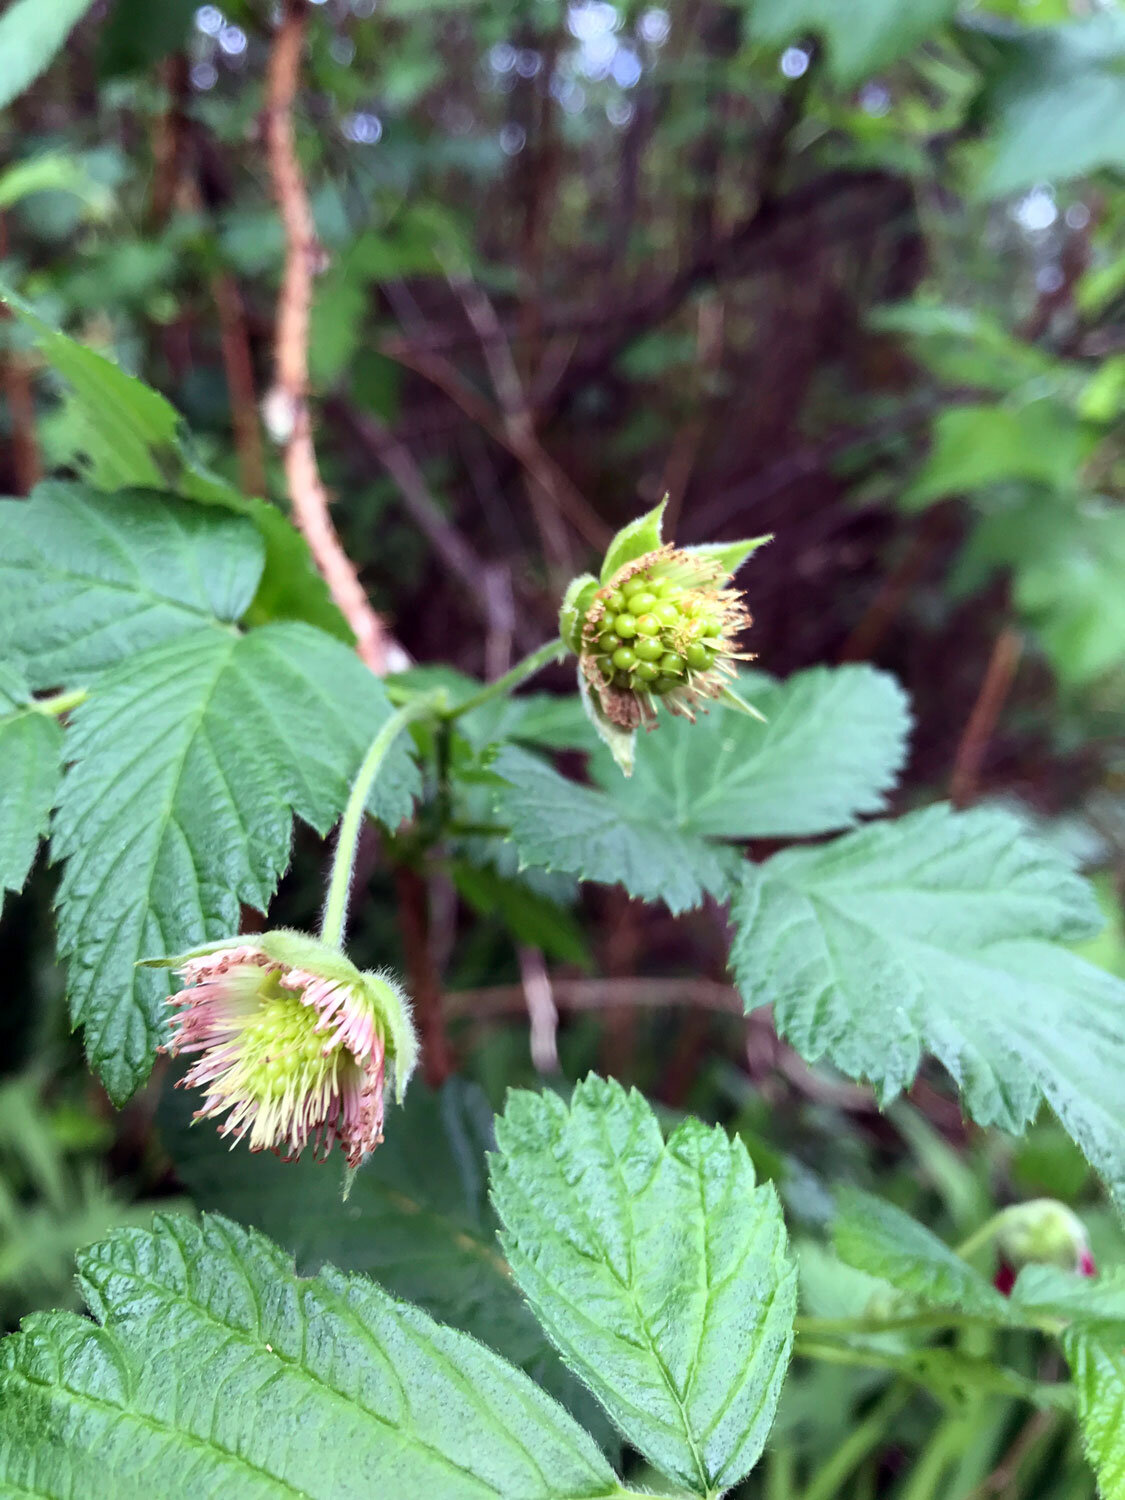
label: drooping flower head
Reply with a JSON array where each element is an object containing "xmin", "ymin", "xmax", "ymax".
[
  {"xmin": 560, "ymin": 499, "xmax": 769, "ymax": 773},
  {"xmin": 990, "ymin": 1198, "xmax": 1097, "ymax": 1296},
  {"xmin": 155, "ymin": 929, "xmax": 417, "ymax": 1166}
]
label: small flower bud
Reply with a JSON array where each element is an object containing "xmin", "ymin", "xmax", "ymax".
[
  {"xmin": 559, "ymin": 499, "xmax": 769, "ymax": 772},
  {"xmin": 991, "ymin": 1199, "xmax": 1096, "ymax": 1296},
  {"xmin": 153, "ymin": 929, "xmax": 417, "ymax": 1167}
]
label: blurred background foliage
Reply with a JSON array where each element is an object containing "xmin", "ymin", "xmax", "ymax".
[{"xmin": 2, "ymin": 0, "xmax": 1125, "ymax": 1494}]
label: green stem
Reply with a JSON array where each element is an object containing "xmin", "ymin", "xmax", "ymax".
[
  {"xmin": 798, "ymin": 1383, "xmax": 910, "ymax": 1500},
  {"xmin": 31, "ymin": 687, "xmax": 88, "ymax": 717},
  {"xmin": 320, "ymin": 694, "xmax": 443, "ymax": 950},
  {"xmin": 765, "ymin": 1445, "xmax": 796, "ymax": 1500},
  {"xmin": 445, "ymin": 637, "xmax": 567, "ymax": 720},
  {"xmin": 897, "ymin": 1412, "xmax": 974, "ymax": 1500},
  {"xmin": 795, "ymin": 1309, "xmax": 990, "ymax": 1339},
  {"xmin": 955, "ymin": 1213, "xmax": 1006, "ymax": 1263}
]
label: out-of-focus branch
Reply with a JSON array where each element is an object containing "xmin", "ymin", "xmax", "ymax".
[
  {"xmin": 264, "ymin": 0, "xmax": 389, "ymax": 673},
  {"xmin": 331, "ymin": 399, "xmax": 519, "ymax": 668},
  {"xmin": 535, "ymin": 169, "xmax": 913, "ymax": 423},
  {"xmin": 211, "ymin": 269, "xmax": 267, "ymax": 499},
  {"xmin": 379, "ymin": 336, "xmax": 610, "ymax": 549},
  {"xmin": 950, "ymin": 626, "xmax": 1023, "ymax": 809},
  {"xmin": 395, "ymin": 866, "xmax": 453, "ymax": 1086},
  {"xmin": 0, "ymin": 214, "xmax": 40, "ymax": 494},
  {"xmin": 445, "ymin": 266, "xmax": 584, "ymax": 578}
]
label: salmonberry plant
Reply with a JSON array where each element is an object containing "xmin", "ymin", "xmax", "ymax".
[{"xmin": 0, "ymin": 298, "xmax": 1124, "ymax": 1500}]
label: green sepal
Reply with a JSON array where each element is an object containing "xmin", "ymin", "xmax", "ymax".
[
  {"xmin": 719, "ymin": 684, "xmax": 767, "ymax": 722},
  {"xmin": 577, "ymin": 669, "xmax": 635, "ymax": 776},
  {"xmin": 599, "ymin": 498, "xmax": 667, "ymax": 584},
  {"xmin": 559, "ymin": 572, "xmax": 598, "ymax": 654},
  {"xmin": 682, "ymin": 533, "xmax": 772, "ymax": 579}
]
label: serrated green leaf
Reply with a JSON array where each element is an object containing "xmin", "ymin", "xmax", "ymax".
[
  {"xmin": 0, "ymin": 286, "xmax": 348, "ymax": 640},
  {"xmin": 492, "ymin": 746, "xmax": 736, "ymax": 914},
  {"xmin": 0, "ymin": 0, "xmax": 97, "ymax": 110},
  {"xmin": 592, "ymin": 667, "xmax": 911, "ymax": 842},
  {"xmin": 491, "ymin": 1076, "xmax": 796, "ymax": 1497},
  {"xmin": 159, "ymin": 1076, "xmax": 615, "ymax": 1453},
  {"xmin": 0, "ymin": 1212, "xmax": 627, "ymax": 1500},
  {"xmin": 1065, "ymin": 1331, "xmax": 1125, "ymax": 1498},
  {"xmin": 0, "ymin": 483, "xmax": 263, "ymax": 689},
  {"xmin": 729, "ymin": 804, "xmax": 1125, "ymax": 1206},
  {"xmin": 834, "ymin": 1189, "xmax": 1009, "ymax": 1321},
  {"xmin": 599, "ymin": 500, "xmax": 667, "ymax": 583},
  {"xmin": 748, "ymin": 0, "xmax": 957, "ymax": 85},
  {"xmin": 0, "ymin": 671, "xmax": 61, "ymax": 917},
  {"xmin": 52, "ymin": 623, "xmax": 419, "ymax": 1104}
]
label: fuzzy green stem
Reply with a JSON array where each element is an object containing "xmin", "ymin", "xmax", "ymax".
[
  {"xmin": 320, "ymin": 694, "xmax": 443, "ymax": 949},
  {"xmin": 955, "ymin": 1212, "xmax": 1007, "ymax": 1263},
  {"xmin": 445, "ymin": 638, "xmax": 567, "ymax": 720},
  {"xmin": 797, "ymin": 1382, "xmax": 910, "ymax": 1500},
  {"xmin": 31, "ymin": 687, "xmax": 88, "ymax": 717}
]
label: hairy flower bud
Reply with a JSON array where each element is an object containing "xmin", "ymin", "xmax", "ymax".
[
  {"xmin": 152, "ymin": 929, "xmax": 417, "ymax": 1166},
  {"xmin": 560, "ymin": 499, "xmax": 770, "ymax": 772},
  {"xmin": 991, "ymin": 1199, "xmax": 1096, "ymax": 1296}
]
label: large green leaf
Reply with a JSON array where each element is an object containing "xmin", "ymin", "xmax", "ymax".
[
  {"xmin": 53, "ymin": 623, "xmax": 419, "ymax": 1104},
  {"xmin": 159, "ymin": 1076, "xmax": 615, "ymax": 1452},
  {"xmin": 729, "ymin": 804, "xmax": 1125, "ymax": 1207},
  {"xmin": 748, "ymin": 0, "xmax": 957, "ymax": 85},
  {"xmin": 492, "ymin": 746, "xmax": 737, "ymax": 914},
  {"xmin": 1065, "ymin": 1331, "xmax": 1125, "ymax": 1498},
  {"xmin": 0, "ymin": 483, "xmax": 263, "ymax": 688},
  {"xmin": 0, "ymin": 0, "xmax": 97, "ymax": 110},
  {"xmin": 0, "ymin": 664, "xmax": 61, "ymax": 916},
  {"xmin": 966, "ymin": 12, "xmax": 1125, "ymax": 196},
  {"xmin": 0, "ymin": 287, "xmax": 348, "ymax": 640},
  {"xmin": 492, "ymin": 1077, "xmax": 797, "ymax": 1496},
  {"xmin": 0, "ymin": 1213, "xmax": 627, "ymax": 1500},
  {"xmin": 593, "ymin": 667, "xmax": 910, "ymax": 841}
]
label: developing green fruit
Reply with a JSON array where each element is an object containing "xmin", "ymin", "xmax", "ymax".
[
  {"xmin": 560, "ymin": 497, "xmax": 770, "ymax": 773},
  {"xmin": 578, "ymin": 537, "xmax": 757, "ymax": 727}
]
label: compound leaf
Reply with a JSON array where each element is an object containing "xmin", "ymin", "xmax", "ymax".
[
  {"xmin": 0, "ymin": 1213, "xmax": 624, "ymax": 1500},
  {"xmin": 159, "ymin": 1076, "xmax": 616, "ymax": 1453},
  {"xmin": 492, "ymin": 1076, "xmax": 796, "ymax": 1495},
  {"xmin": 0, "ymin": 286, "xmax": 347, "ymax": 639},
  {"xmin": 492, "ymin": 747, "xmax": 736, "ymax": 914},
  {"xmin": 595, "ymin": 667, "xmax": 911, "ymax": 841},
  {"xmin": 52, "ymin": 623, "xmax": 419, "ymax": 1104},
  {"xmin": 0, "ymin": 483, "xmax": 263, "ymax": 688},
  {"xmin": 729, "ymin": 804, "xmax": 1125, "ymax": 1207}
]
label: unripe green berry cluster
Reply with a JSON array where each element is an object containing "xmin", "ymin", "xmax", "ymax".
[{"xmin": 593, "ymin": 568, "xmax": 722, "ymax": 696}]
